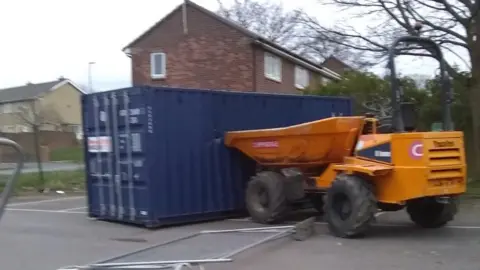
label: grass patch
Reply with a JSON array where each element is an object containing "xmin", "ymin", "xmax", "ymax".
[
  {"xmin": 50, "ymin": 147, "xmax": 84, "ymax": 163},
  {"xmin": 0, "ymin": 169, "xmax": 85, "ymax": 195}
]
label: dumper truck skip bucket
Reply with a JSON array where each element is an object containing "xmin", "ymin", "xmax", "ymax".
[{"xmin": 224, "ymin": 116, "xmax": 365, "ymax": 167}]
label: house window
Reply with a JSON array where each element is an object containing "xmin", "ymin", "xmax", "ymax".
[
  {"xmin": 264, "ymin": 52, "xmax": 282, "ymax": 82},
  {"xmin": 294, "ymin": 66, "xmax": 309, "ymax": 89},
  {"xmin": 2, "ymin": 125, "xmax": 15, "ymax": 133},
  {"xmin": 150, "ymin": 52, "xmax": 166, "ymax": 79},
  {"xmin": 1, "ymin": 104, "xmax": 12, "ymax": 114},
  {"xmin": 322, "ymin": 77, "xmax": 332, "ymax": 85},
  {"xmin": 16, "ymin": 125, "xmax": 30, "ymax": 133}
]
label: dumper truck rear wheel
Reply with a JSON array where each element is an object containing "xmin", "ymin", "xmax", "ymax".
[
  {"xmin": 246, "ymin": 171, "xmax": 287, "ymax": 224},
  {"xmin": 324, "ymin": 174, "xmax": 376, "ymax": 238},
  {"xmin": 406, "ymin": 197, "xmax": 458, "ymax": 228}
]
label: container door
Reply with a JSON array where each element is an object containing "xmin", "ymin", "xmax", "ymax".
[
  {"xmin": 85, "ymin": 89, "xmax": 151, "ymax": 223},
  {"xmin": 109, "ymin": 89, "xmax": 151, "ymax": 223},
  {"xmin": 85, "ymin": 93, "xmax": 116, "ymax": 218}
]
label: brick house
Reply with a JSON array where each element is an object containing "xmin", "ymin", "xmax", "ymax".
[
  {"xmin": 0, "ymin": 78, "xmax": 84, "ymax": 136},
  {"xmin": 322, "ymin": 56, "xmax": 356, "ymax": 76},
  {"xmin": 122, "ymin": 0, "xmax": 341, "ymax": 94}
]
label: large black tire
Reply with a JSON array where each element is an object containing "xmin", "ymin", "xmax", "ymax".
[
  {"xmin": 324, "ymin": 174, "xmax": 377, "ymax": 238},
  {"xmin": 245, "ymin": 171, "xmax": 287, "ymax": 224},
  {"xmin": 406, "ymin": 197, "xmax": 458, "ymax": 228}
]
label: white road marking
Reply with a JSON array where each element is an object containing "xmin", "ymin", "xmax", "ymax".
[
  {"xmin": 8, "ymin": 196, "xmax": 85, "ymax": 207},
  {"xmin": 6, "ymin": 208, "xmax": 87, "ymax": 214},
  {"xmin": 57, "ymin": 206, "xmax": 88, "ymax": 212},
  {"xmin": 226, "ymin": 218, "xmax": 480, "ymax": 230}
]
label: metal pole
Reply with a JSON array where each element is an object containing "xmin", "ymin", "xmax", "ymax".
[
  {"xmin": 88, "ymin": 62, "xmax": 95, "ymax": 93},
  {"xmin": 215, "ymin": 230, "xmax": 292, "ymax": 259},
  {"xmin": 387, "ymin": 35, "xmax": 451, "ymax": 132},
  {"xmin": 182, "ymin": 0, "xmax": 188, "ymax": 35},
  {"xmin": 65, "ymin": 258, "xmax": 231, "ymax": 269},
  {"xmin": 200, "ymin": 225, "xmax": 295, "ymax": 234},
  {"xmin": 0, "ymin": 137, "xmax": 23, "ymax": 222}
]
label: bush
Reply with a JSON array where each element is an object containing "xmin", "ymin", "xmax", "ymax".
[{"xmin": 50, "ymin": 147, "xmax": 84, "ymax": 163}]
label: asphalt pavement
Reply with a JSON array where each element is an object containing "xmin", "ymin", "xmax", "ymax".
[{"xmin": 0, "ymin": 195, "xmax": 479, "ymax": 270}]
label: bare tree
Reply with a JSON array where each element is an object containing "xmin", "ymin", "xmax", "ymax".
[
  {"xmin": 215, "ymin": 0, "xmax": 364, "ymax": 67},
  {"xmin": 216, "ymin": 0, "xmax": 303, "ymax": 49},
  {"xmin": 17, "ymin": 102, "xmax": 63, "ymax": 131},
  {"xmin": 16, "ymin": 101, "xmax": 64, "ymax": 192},
  {"xmin": 297, "ymin": 0, "xmax": 478, "ymax": 73},
  {"xmin": 298, "ymin": 0, "xmax": 480, "ymax": 175}
]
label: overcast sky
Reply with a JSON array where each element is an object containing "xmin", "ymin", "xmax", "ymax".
[{"xmin": 0, "ymin": 0, "xmax": 469, "ymax": 92}]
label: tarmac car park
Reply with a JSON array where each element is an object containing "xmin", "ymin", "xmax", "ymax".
[{"xmin": 0, "ymin": 194, "xmax": 479, "ymax": 270}]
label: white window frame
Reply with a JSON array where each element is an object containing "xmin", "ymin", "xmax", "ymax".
[
  {"xmin": 1, "ymin": 104, "xmax": 12, "ymax": 114},
  {"xmin": 2, "ymin": 125, "xmax": 15, "ymax": 133},
  {"xmin": 322, "ymin": 77, "xmax": 332, "ymax": 85},
  {"xmin": 264, "ymin": 52, "xmax": 282, "ymax": 82},
  {"xmin": 150, "ymin": 52, "xmax": 167, "ymax": 79},
  {"xmin": 294, "ymin": 65, "xmax": 309, "ymax": 89},
  {"xmin": 16, "ymin": 125, "xmax": 29, "ymax": 133}
]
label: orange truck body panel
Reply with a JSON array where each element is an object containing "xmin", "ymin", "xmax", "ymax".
[
  {"xmin": 224, "ymin": 116, "xmax": 467, "ymax": 204},
  {"xmin": 224, "ymin": 117, "xmax": 364, "ymax": 167}
]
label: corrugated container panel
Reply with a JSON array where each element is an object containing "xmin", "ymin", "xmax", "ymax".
[
  {"xmin": 83, "ymin": 86, "xmax": 353, "ymax": 228},
  {"xmin": 211, "ymin": 91, "xmax": 353, "ymax": 133}
]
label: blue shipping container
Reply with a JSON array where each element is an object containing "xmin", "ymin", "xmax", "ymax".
[{"xmin": 83, "ymin": 86, "xmax": 353, "ymax": 228}]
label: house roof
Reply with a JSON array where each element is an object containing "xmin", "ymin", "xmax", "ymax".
[
  {"xmin": 321, "ymin": 55, "xmax": 355, "ymax": 72},
  {"xmin": 0, "ymin": 78, "xmax": 86, "ymax": 104},
  {"xmin": 122, "ymin": 0, "xmax": 341, "ymax": 80}
]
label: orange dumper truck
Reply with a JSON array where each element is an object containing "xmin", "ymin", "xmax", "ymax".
[{"xmin": 224, "ymin": 32, "xmax": 467, "ymax": 238}]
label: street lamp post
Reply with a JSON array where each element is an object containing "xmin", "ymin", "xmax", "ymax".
[{"xmin": 88, "ymin": 61, "xmax": 96, "ymax": 93}]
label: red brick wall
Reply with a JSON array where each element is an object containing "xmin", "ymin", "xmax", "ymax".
[
  {"xmin": 128, "ymin": 4, "xmax": 331, "ymax": 94},
  {"xmin": 322, "ymin": 57, "xmax": 353, "ymax": 75},
  {"xmin": 253, "ymin": 47, "xmax": 327, "ymax": 94},
  {"xmin": 253, "ymin": 47, "xmax": 295, "ymax": 94},
  {"xmin": 130, "ymin": 5, "xmax": 254, "ymax": 92}
]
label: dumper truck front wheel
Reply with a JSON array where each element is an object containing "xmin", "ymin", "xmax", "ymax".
[
  {"xmin": 324, "ymin": 174, "xmax": 377, "ymax": 238},
  {"xmin": 246, "ymin": 171, "xmax": 287, "ymax": 224},
  {"xmin": 406, "ymin": 197, "xmax": 458, "ymax": 228}
]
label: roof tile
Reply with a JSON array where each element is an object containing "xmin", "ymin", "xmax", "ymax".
[{"xmin": 0, "ymin": 80, "xmax": 62, "ymax": 103}]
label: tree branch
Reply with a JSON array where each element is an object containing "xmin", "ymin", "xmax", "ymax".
[
  {"xmin": 433, "ymin": 0, "xmax": 470, "ymax": 26},
  {"xmin": 404, "ymin": 3, "xmax": 468, "ymax": 42}
]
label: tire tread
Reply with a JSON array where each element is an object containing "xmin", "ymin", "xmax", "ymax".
[
  {"xmin": 246, "ymin": 171, "xmax": 287, "ymax": 224},
  {"xmin": 324, "ymin": 173, "xmax": 377, "ymax": 238}
]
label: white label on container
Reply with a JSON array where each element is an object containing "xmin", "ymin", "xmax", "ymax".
[
  {"xmin": 130, "ymin": 116, "xmax": 138, "ymax": 124},
  {"xmin": 131, "ymin": 133, "xmax": 142, "ymax": 152},
  {"xmin": 88, "ymin": 136, "xmax": 112, "ymax": 153},
  {"xmin": 119, "ymin": 108, "xmax": 143, "ymax": 117},
  {"xmin": 99, "ymin": 111, "xmax": 107, "ymax": 122}
]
